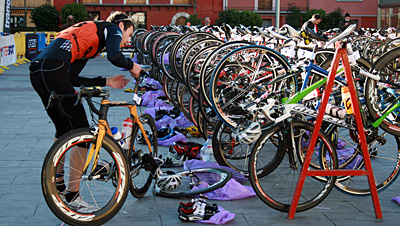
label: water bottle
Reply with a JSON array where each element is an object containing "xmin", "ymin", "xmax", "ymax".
[
  {"xmin": 200, "ymin": 136, "xmax": 215, "ymax": 162},
  {"xmin": 111, "ymin": 127, "xmax": 125, "ymax": 147},
  {"xmin": 325, "ymin": 104, "xmax": 346, "ymax": 119},
  {"xmin": 121, "ymin": 118, "xmax": 133, "ymax": 150},
  {"xmin": 341, "ymin": 86, "xmax": 354, "ymax": 115}
]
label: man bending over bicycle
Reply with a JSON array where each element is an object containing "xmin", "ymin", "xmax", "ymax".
[{"xmin": 29, "ymin": 11, "xmax": 141, "ymax": 210}]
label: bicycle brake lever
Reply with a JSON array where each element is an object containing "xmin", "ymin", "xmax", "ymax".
[
  {"xmin": 45, "ymin": 91, "xmax": 57, "ymax": 110},
  {"xmin": 74, "ymin": 87, "xmax": 84, "ymax": 106}
]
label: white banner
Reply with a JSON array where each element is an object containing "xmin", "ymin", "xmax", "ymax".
[
  {"xmin": 0, "ymin": 0, "xmax": 4, "ymax": 34},
  {"xmin": 0, "ymin": 35, "xmax": 17, "ymax": 66}
]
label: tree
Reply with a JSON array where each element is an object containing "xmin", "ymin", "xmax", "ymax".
[
  {"xmin": 187, "ymin": 13, "xmax": 202, "ymax": 26},
  {"xmin": 326, "ymin": 8, "xmax": 344, "ymax": 29},
  {"xmin": 285, "ymin": 4, "xmax": 302, "ymax": 29},
  {"xmin": 240, "ymin": 10, "xmax": 262, "ymax": 27},
  {"xmin": 30, "ymin": 4, "xmax": 60, "ymax": 31},
  {"xmin": 61, "ymin": 3, "xmax": 88, "ymax": 24},
  {"xmin": 215, "ymin": 9, "xmax": 262, "ymax": 27},
  {"xmin": 215, "ymin": 9, "xmax": 241, "ymax": 26}
]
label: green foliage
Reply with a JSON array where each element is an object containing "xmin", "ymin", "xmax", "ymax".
[
  {"xmin": 302, "ymin": 9, "xmax": 327, "ymax": 30},
  {"xmin": 61, "ymin": 3, "xmax": 88, "ymax": 24},
  {"xmin": 215, "ymin": 9, "xmax": 241, "ymax": 26},
  {"xmin": 30, "ymin": 4, "xmax": 60, "ymax": 31},
  {"xmin": 215, "ymin": 9, "xmax": 262, "ymax": 27},
  {"xmin": 187, "ymin": 13, "xmax": 202, "ymax": 26},
  {"xmin": 326, "ymin": 8, "xmax": 344, "ymax": 29},
  {"xmin": 285, "ymin": 4, "xmax": 302, "ymax": 29},
  {"xmin": 240, "ymin": 10, "xmax": 262, "ymax": 27}
]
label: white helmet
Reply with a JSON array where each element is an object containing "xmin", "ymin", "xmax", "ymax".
[
  {"xmin": 236, "ymin": 121, "xmax": 262, "ymax": 144},
  {"xmin": 157, "ymin": 174, "xmax": 183, "ymax": 191}
]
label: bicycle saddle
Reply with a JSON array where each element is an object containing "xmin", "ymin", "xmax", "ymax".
[
  {"xmin": 305, "ymin": 28, "xmax": 328, "ymax": 41},
  {"xmin": 140, "ymin": 64, "xmax": 152, "ymax": 71}
]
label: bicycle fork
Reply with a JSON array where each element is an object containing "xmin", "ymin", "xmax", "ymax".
[{"xmin": 283, "ymin": 119, "xmax": 300, "ymax": 170}]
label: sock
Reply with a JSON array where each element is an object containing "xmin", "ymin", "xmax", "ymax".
[
  {"xmin": 55, "ymin": 171, "xmax": 66, "ymax": 192},
  {"xmin": 66, "ymin": 191, "xmax": 79, "ymax": 203},
  {"xmin": 56, "ymin": 180, "xmax": 66, "ymax": 193}
]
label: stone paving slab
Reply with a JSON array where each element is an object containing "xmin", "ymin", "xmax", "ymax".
[{"xmin": 0, "ymin": 58, "xmax": 399, "ymax": 225}]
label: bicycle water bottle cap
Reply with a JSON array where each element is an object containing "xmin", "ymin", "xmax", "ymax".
[{"xmin": 111, "ymin": 127, "xmax": 118, "ymax": 135}]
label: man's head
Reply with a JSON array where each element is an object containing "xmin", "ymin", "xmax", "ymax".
[
  {"xmin": 205, "ymin": 16, "xmax": 211, "ymax": 26},
  {"xmin": 312, "ymin": 14, "xmax": 322, "ymax": 25},
  {"xmin": 107, "ymin": 12, "xmax": 134, "ymax": 48},
  {"xmin": 345, "ymin": 13, "xmax": 351, "ymax": 22},
  {"xmin": 67, "ymin": 15, "xmax": 74, "ymax": 23}
]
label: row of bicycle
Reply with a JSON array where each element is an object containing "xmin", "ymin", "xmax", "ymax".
[
  {"xmin": 39, "ymin": 23, "xmax": 400, "ymax": 225},
  {"xmin": 131, "ymin": 24, "xmax": 400, "ymax": 211}
]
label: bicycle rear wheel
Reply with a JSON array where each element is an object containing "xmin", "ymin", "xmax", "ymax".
[
  {"xmin": 326, "ymin": 124, "xmax": 400, "ymax": 195},
  {"xmin": 129, "ymin": 114, "xmax": 158, "ymax": 198},
  {"xmin": 42, "ymin": 128, "xmax": 130, "ymax": 225},
  {"xmin": 154, "ymin": 168, "xmax": 232, "ymax": 198},
  {"xmin": 248, "ymin": 121, "xmax": 337, "ymax": 212}
]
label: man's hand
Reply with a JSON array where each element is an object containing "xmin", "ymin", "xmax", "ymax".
[
  {"xmin": 129, "ymin": 63, "xmax": 141, "ymax": 78},
  {"xmin": 106, "ymin": 75, "xmax": 130, "ymax": 89}
]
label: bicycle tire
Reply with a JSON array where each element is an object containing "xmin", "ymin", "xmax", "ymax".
[
  {"xmin": 210, "ymin": 45, "xmax": 292, "ymax": 128},
  {"xmin": 42, "ymin": 128, "xmax": 130, "ymax": 225},
  {"xmin": 154, "ymin": 168, "xmax": 232, "ymax": 198},
  {"xmin": 213, "ymin": 120, "xmax": 253, "ymax": 177},
  {"xmin": 365, "ymin": 46, "xmax": 400, "ymax": 136},
  {"xmin": 129, "ymin": 114, "xmax": 158, "ymax": 198},
  {"xmin": 326, "ymin": 121, "xmax": 400, "ymax": 195},
  {"xmin": 248, "ymin": 121, "xmax": 338, "ymax": 212},
  {"xmin": 199, "ymin": 41, "xmax": 252, "ymax": 108}
]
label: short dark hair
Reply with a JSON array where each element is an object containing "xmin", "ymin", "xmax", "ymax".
[
  {"xmin": 106, "ymin": 11, "xmax": 133, "ymax": 31},
  {"xmin": 67, "ymin": 15, "xmax": 74, "ymax": 23},
  {"xmin": 313, "ymin": 14, "xmax": 321, "ymax": 20},
  {"xmin": 345, "ymin": 13, "xmax": 350, "ymax": 17}
]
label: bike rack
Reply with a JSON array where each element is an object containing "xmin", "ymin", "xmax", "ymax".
[{"xmin": 287, "ymin": 42, "xmax": 382, "ymax": 219}]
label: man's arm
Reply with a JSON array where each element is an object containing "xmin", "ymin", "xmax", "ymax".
[
  {"xmin": 104, "ymin": 25, "xmax": 134, "ymax": 70},
  {"xmin": 68, "ymin": 59, "xmax": 106, "ymax": 87}
]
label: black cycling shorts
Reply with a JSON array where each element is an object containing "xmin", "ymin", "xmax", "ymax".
[{"xmin": 29, "ymin": 59, "xmax": 89, "ymax": 138}]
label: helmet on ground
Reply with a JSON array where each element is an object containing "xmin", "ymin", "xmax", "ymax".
[
  {"xmin": 158, "ymin": 127, "xmax": 176, "ymax": 140},
  {"xmin": 157, "ymin": 173, "xmax": 183, "ymax": 191},
  {"xmin": 186, "ymin": 126, "xmax": 201, "ymax": 137}
]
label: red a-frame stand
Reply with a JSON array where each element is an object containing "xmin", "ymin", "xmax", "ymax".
[{"xmin": 287, "ymin": 42, "xmax": 382, "ymax": 219}]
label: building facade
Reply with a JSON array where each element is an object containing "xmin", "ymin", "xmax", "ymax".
[
  {"xmin": 378, "ymin": 0, "xmax": 400, "ymax": 28},
  {"xmin": 308, "ymin": 0, "xmax": 378, "ymax": 29},
  {"xmin": 10, "ymin": 0, "xmax": 54, "ymax": 28},
  {"xmin": 10, "ymin": 0, "xmax": 381, "ymax": 30}
]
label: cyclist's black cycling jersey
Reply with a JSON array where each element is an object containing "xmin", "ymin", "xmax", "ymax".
[
  {"xmin": 302, "ymin": 20, "xmax": 317, "ymax": 33},
  {"xmin": 35, "ymin": 21, "xmax": 134, "ymax": 80}
]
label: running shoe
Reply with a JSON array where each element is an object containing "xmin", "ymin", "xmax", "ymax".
[
  {"xmin": 171, "ymin": 141, "xmax": 202, "ymax": 160},
  {"xmin": 68, "ymin": 196, "xmax": 98, "ymax": 213},
  {"xmin": 178, "ymin": 202, "xmax": 218, "ymax": 221}
]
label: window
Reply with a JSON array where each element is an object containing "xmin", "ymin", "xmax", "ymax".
[{"xmin": 262, "ymin": 19, "xmax": 272, "ymax": 27}]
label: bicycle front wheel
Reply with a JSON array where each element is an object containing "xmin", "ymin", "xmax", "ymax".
[
  {"xmin": 154, "ymin": 168, "xmax": 232, "ymax": 198},
  {"xmin": 248, "ymin": 121, "xmax": 338, "ymax": 212},
  {"xmin": 129, "ymin": 114, "xmax": 158, "ymax": 198},
  {"xmin": 42, "ymin": 128, "xmax": 130, "ymax": 226}
]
